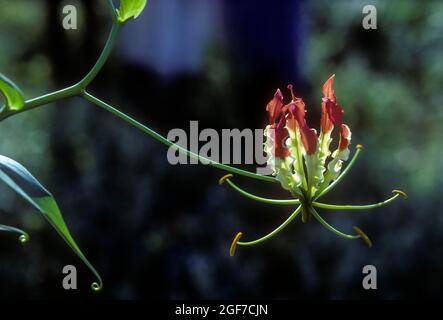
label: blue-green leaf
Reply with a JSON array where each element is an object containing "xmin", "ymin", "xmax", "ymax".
[
  {"xmin": 0, "ymin": 155, "xmax": 102, "ymax": 291},
  {"xmin": 117, "ymin": 0, "xmax": 147, "ymax": 23},
  {"xmin": 0, "ymin": 73, "xmax": 25, "ymax": 111},
  {"xmin": 0, "ymin": 224, "xmax": 29, "ymax": 243}
]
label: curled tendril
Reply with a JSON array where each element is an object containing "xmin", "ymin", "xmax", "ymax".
[
  {"xmin": 91, "ymin": 281, "xmax": 103, "ymax": 292},
  {"xmin": 0, "ymin": 224, "xmax": 29, "ymax": 243},
  {"xmin": 19, "ymin": 233, "xmax": 29, "ymax": 243}
]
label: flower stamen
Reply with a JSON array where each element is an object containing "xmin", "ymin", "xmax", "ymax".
[
  {"xmin": 353, "ymin": 226, "xmax": 373, "ymax": 248},
  {"xmin": 219, "ymin": 174, "xmax": 300, "ymax": 205},
  {"xmin": 312, "ymin": 190, "xmax": 406, "ymax": 210},
  {"xmin": 219, "ymin": 173, "xmax": 234, "ymax": 185},
  {"xmin": 392, "ymin": 189, "xmax": 408, "ymax": 199},
  {"xmin": 309, "ymin": 207, "xmax": 360, "ymax": 240},
  {"xmin": 231, "ymin": 206, "xmax": 302, "ymax": 253},
  {"xmin": 230, "ymin": 232, "xmax": 243, "ymax": 256}
]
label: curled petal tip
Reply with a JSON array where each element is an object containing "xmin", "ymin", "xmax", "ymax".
[
  {"xmin": 273, "ymin": 89, "xmax": 284, "ymax": 103},
  {"xmin": 353, "ymin": 226, "xmax": 373, "ymax": 248},
  {"xmin": 356, "ymin": 144, "xmax": 363, "ymax": 150},
  {"xmin": 392, "ymin": 189, "xmax": 408, "ymax": 199},
  {"xmin": 219, "ymin": 174, "xmax": 234, "ymax": 185},
  {"xmin": 230, "ymin": 232, "xmax": 243, "ymax": 257}
]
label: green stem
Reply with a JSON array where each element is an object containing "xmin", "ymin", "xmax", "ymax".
[
  {"xmin": 315, "ymin": 146, "xmax": 362, "ymax": 200},
  {"xmin": 106, "ymin": 0, "xmax": 118, "ymax": 23},
  {"xmin": 313, "ymin": 193, "xmax": 400, "ymax": 211},
  {"xmin": 309, "ymin": 207, "xmax": 359, "ymax": 240},
  {"xmin": 77, "ymin": 23, "xmax": 121, "ymax": 88},
  {"xmin": 0, "ymin": 85, "xmax": 80, "ymax": 121},
  {"xmin": 222, "ymin": 177, "xmax": 299, "ymax": 205},
  {"xmin": 0, "ymin": 12, "xmax": 121, "ymax": 122},
  {"xmin": 82, "ymin": 91, "xmax": 277, "ymax": 183},
  {"xmin": 238, "ymin": 206, "xmax": 302, "ymax": 246}
]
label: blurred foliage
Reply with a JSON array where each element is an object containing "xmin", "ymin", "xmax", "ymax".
[{"xmin": 306, "ymin": 0, "xmax": 443, "ymax": 200}]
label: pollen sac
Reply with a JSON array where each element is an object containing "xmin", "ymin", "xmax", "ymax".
[
  {"xmin": 230, "ymin": 232, "xmax": 243, "ymax": 256},
  {"xmin": 353, "ymin": 226, "xmax": 373, "ymax": 248}
]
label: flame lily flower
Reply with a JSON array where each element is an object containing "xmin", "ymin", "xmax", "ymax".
[{"xmin": 219, "ymin": 75, "xmax": 407, "ymax": 255}]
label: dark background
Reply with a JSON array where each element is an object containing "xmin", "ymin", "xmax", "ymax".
[{"xmin": 0, "ymin": 0, "xmax": 441, "ymax": 299}]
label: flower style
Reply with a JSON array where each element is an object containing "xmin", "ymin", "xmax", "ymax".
[{"xmin": 219, "ymin": 75, "xmax": 407, "ymax": 255}]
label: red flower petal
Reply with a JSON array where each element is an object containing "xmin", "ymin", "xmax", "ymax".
[
  {"xmin": 266, "ymin": 89, "xmax": 284, "ymax": 125},
  {"xmin": 322, "ymin": 74, "xmax": 336, "ymax": 102},
  {"xmin": 321, "ymin": 97, "xmax": 343, "ymax": 134},
  {"xmin": 273, "ymin": 116, "xmax": 290, "ymax": 158},
  {"xmin": 285, "ymin": 99, "xmax": 304, "ymax": 132},
  {"xmin": 339, "ymin": 124, "xmax": 351, "ymax": 150},
  {"xmin": 326, "ymin": 99, "xmax": 343, "ymax": 127},
  {"xmin": 320, "ymin": 75, "xmax": 344, "ymax": 134},
  {"xmin": 287, "ymin": 101, "xmax": 318, "ymax": 155},
  {"xmin": 302, "ymin": 127, "xmax": 318, "ymax": 155},
  {"xmin": 320, "ymin": 100, "xmax": 333, "ymax": 134}
]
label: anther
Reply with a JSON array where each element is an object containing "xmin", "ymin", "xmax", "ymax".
[
  {"xmin": 219, "ymin": 174, "xmax": 234, "ymax": 185},
  {"xmin": 353, "ymin": 226, "xmax": 373, "ymax": 248},
  {"xmin": 230, "ymin": 232, "xmax": 243, "ymax": 257},
  {"xmin": 392, "ymin": 189, "xmax": 408, "ymax": 199},
  {"xmin": 356, "ymin": 144, "xmax": 363, "ymax": 150}
]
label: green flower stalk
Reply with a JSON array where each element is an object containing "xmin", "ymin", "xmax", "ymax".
[{"xmin": 220, "ymin": 75, "xmax": 407, "ymax": 255}]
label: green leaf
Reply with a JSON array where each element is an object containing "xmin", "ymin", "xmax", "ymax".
[
  {"xmin": 117, "ymin": 0, "xmax": 147, "ymax": 23},
  {"xmin": 0, "ymin": 73, "xmax": 25, "ymax": 111},
  {"xmin": 0, "ymin": 224, "xmax": 29, "ymax": 243},
  {"xmin": 0, "ymin": 155, "xmax": 102, "ymax": 291}
]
